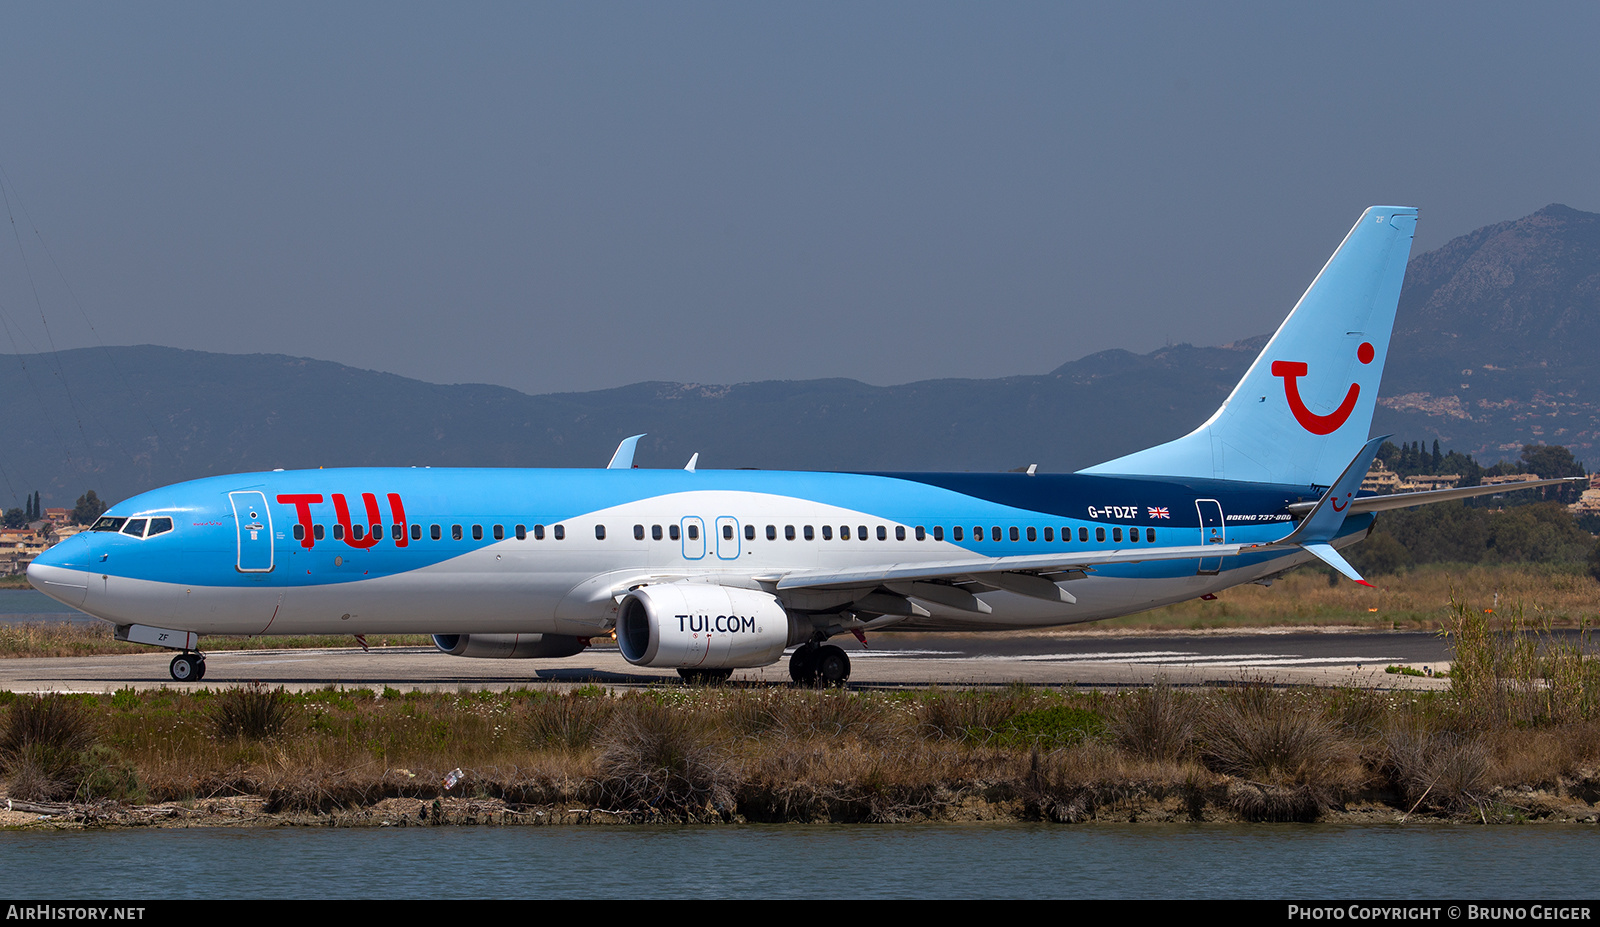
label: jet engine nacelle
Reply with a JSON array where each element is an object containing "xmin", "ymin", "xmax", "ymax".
[
  {"xmin": 616, "ymin": 583, "xmax": 803, "ymax": 669},
  {"xmin": 431, "ymin": 633, "xmax": 588, "ymax": 659}
]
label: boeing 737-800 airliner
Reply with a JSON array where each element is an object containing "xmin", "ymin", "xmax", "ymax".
[{"xmin": 26, "ymin": 207, "xmax": 1574, "ymax": 683}]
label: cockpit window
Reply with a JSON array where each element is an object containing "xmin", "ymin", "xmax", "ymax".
[
  {"xmin": 121, "ymin": 518, "xmax": 149, "ymax": 538},
  {"xmin": 92, "ymin": 516, "xmax": 127, "ymax": 532},
  {"xmin": 147, "ymin": 517, "xmax": 173, "ymax": 537}
]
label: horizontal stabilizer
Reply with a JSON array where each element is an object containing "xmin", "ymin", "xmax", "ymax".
[
  {"xmin": 1287, "ymin": 477, "xmax": 1588, "ymax": 516},
  {"xmin": 1304, "ymin": 542, "xmax": 1371, "ymax": 586}
]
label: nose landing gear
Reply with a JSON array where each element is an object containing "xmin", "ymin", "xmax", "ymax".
[{"xmin": 169, "ymin": 652, "xmax": 206, "ymax": 682}]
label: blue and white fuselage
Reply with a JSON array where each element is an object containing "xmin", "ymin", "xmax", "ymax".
[
  {"xmin": 30, "ymin": 466, "xmax": 1361, "ymax": 637},
  {"xmin": 39, "ymin": 206, "xmax": 1545, "ymax": 683}
]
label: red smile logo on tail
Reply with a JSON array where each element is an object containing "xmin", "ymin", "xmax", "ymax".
[{"xmin": 1271, "ymin": 342, "xmax": 1375, "ymax": 435}]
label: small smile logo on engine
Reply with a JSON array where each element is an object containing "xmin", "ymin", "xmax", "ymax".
[{"xmin": 1271, "ymin": 342, "xmax": 1375, "ymax": 435}]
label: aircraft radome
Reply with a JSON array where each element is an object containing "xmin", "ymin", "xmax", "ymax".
[{"xmin": 27, "ymin": 207, "xmax": 1577, "ymax": 683}]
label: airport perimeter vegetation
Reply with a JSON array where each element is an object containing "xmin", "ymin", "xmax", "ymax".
[{"xmin": 2, "ymin": 569, "xmax": 1600, "ymax": 829}]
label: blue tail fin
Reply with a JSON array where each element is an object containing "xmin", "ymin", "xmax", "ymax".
[{"xmin": 1082, "ymin": 206, "xmax": 1417, "ymax": 487}]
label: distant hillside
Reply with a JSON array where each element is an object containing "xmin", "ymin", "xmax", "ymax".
[
  {"xmin": 1, "ymin": 204, "xmax": 1595, "ymax": 508},
  {"xmin": 0, "ymin": 343, "xmax": 1255, "ymax": 507},
  {"xmin": 1375, "ymin": 204, "xmax": 1600, "ymax": 462}
]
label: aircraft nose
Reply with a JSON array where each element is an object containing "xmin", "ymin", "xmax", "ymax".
[{"xmin": 28, "ymin": 535, "xmax": 94, "ymax": 608}]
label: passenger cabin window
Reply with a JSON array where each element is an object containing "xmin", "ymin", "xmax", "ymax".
[
  {"xmin": 412, "ymin": 524, "xmax": 423, "ymax": 540},
  {"xmin": 877, "ymin": 526, "xmax": 887, "ymax": 541},
  {"xmin": 1147, "ymin": 528, "xmax": 1156, "ymax": 542},
  {"xmin": 1096, "ymin": 527, "xmax": 1106, "ymax": 542},
  {"xmin": 472, "ymin": 525, "xmax": 483, "ymax": 541},
  {"xmin": 687, "ymin": 525, "xmax": 698, "ymax": 541},
  {"xmin": 392, "ymin": 525, "xmax": 404, "ymax": 540},
  {"xmin": 91, "ymin": 516, "xmax": 126, "ymax": 532},
  {"xmin": 896, "ymin": 526, "xmax": 906, "ymax": 541},
  {"xmin": 745, "ymin": 524, "xmax": 755, "ymax": 541},
  {"xmin": 148, "ymin": 517, "xmax": 173, "ymax": 537},
  {"xmin": 452, "ymin": 525, "xmax": 463, "ymax": 540},
  {"xmin": 493, "ymin": 525, "xmax": 504, "ymax": 540},
  {"xmin": 431, "ymin": 525, "xmax": 442, "ymax": 540},
  {"xmin": 933, "ymin": 526, "xmax": 944, "ymax": 541},
  {"xmin": 121, "ymin": 518, "xmax": 148, "ymax": 538},
  {"xmin": 991, "ymin": 526, "xmax": 1001, "ymax": 542},
  {"xmin": 652, "ymin": 525, "xmax": 662, "ymax": 541},
  {"xmin": 803, "ymin": 526, "xmax": 814, "ymax": 540},
  {"xmin": 766, "ymin": 525, "xmax": 776, "ymax": 541},
  {"xmin": 822, "ymin": 525, "xmax": 833, "ymax": 540},
  {"xmin": 333, "ymin": 524, "xmax": 346, "ymax": 540},
  {"xmin": 669, "ymin": 525, "xmax": 680, "ymax": 541},
  {"xmin": 1044, "ymin": 527, "xmax": 1053, "ymax": 542},
  {"xmin": 316, "ymin": 525, "xmax": 326, "ymax": 541},
  {"xmin": 554, "ymin": 525, "xmax": 565, "ymax": 540},
  {"xmin": 293, "ymin": 524, "xmax": 305, "ymax": 541},
  {"xmin": 914, "ymin": 526, "xmax": 925, "ymax": 540},
  {"xmin": 785, "ymin": 525, "xmax": 795, "ymax": 541},
  {"xmin": 352, "ymin": 524, "xmax": 365, "ymax": 540},
  {"xmin": 515, "ymin": 525, "xmax": 526, "ymax": 540},
  {"xmin": 857, "ymin": 526, "xmax": 867, "ymax": 540},
  {"xmin": 1079, "ymin": 527, "xmax": 1089, "ymax": 542},
  {"xmin": 595, "ymin": 525, "xmax": 606, "ymax": 540},
  {"xmin": 1009, "ymin": 527, "xmax": 1020, "ymax": 542},
  {"xmin": 634, "ymin": 525, "xmax": 645, "ymax": 540},
  {"xmin": 952, "ymin": 526, "xmax": 962, "ymax": 541},
  {"xmin": 533, "ymin": 525, "xmax": 545, "ymax": 540},
  {"xmin": 723, "ymin": 525, "xmax": 734, "ymax": 540},
  {"xmin": 1113, "ymin": 527, "xmax": 1123, "ymax": 542}
]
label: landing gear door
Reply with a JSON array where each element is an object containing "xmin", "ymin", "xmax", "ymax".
[
  {"xmin": 230, "ymin": 491, "xmax": 274, "ymax": 573},
  {"xmin": 1196, "ymin": 499, "xmax": 1224, "ymax": 575}
]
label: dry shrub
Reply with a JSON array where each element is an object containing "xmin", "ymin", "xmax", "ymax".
[
  {"xmin": 739, "ymin": 736, "xmax": 1002, "ymax": 823},
  {"xmin": 1022, "ymin": 742, "xmax": 1199, "ymax": 823},
  {"xmin": 1445, "ymin": 599, "xmax": 1600, "ymax": 729},
  {"xmin": 1382, "ymin": 728, "xmax": 1490, "ymax": 815},
  {"xmin": 0, "ymin": 694, "xmax": 99, "ymax": 801},
  {"xmin": 523, "ymin": 691, "xmax": 614, "ymax": 752},
  {"xmin": 212, "ymin": 684, "xmax": 294, "ymax": 741},
  {"xmin": 916, "ymin": 688, "xmax": 1038, "ymax": 743},
  {"xmin": 1200, "ymin": 686, "xmax": 1356, "ymax": 821},
  {"xmin": 1109, "ymin": 684, "xmax": 1197, "ymax": 761},
  {"xmin": 594, "ymin": 703, "xmax": 738, "ymax": 818}
]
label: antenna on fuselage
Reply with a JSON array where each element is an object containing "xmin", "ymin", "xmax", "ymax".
[{"xmin": 684, "ymin": 453, "xmax": 698, "ymax": 473}]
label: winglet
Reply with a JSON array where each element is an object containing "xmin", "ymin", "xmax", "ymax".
[{"xmin": 606, "ymin": 434, "xmax": 646, "ymax": 469}]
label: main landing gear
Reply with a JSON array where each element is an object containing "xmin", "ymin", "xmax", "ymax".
[
  {"xmin": 169, "ymin": 652, "xmax": 206, "ymax": 682},
  {"xmin": 788, "ymin": 641, "xmax": 851, "ymax": 686}
]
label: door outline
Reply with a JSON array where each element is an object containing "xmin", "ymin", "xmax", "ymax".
[
  {"xmin": 1195, "ymin": 498, "xmax": 1225, "ymax": 575},
  {"xmin": 230, "ymin": 490, "xmax": 275, "ymax": 573}
]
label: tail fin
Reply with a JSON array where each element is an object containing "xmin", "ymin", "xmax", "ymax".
[{"xmin": 1081, "ymin": 206, "xmax": 1417, "ymax": 487}]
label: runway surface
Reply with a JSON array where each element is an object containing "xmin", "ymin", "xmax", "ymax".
[{"xmin": 0, "ymin": 628, "xmax": 1459, "ymax": 693}]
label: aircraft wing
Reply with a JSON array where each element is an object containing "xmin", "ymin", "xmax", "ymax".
[
  {"xmin": 1303, "ymin": 477, "xmax": 1587, "ymax": 515},
  {"xmin": 768, "ymin": 542, "xmax": 1252, "ymax": 593}
]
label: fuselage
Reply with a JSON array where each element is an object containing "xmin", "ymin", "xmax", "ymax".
[{"xmin": 28, "ymin": 466, "xmax": 1367, "ymax": 636}]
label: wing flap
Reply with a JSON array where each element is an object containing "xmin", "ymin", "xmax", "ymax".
[{"xmin": 772, "ymin": 542, "xmax": 1250, "ymax": 592}]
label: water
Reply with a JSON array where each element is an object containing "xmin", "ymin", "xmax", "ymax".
[{"xmin": 2, "ymin": 824, "xmax": 1595, "ymax": 898}]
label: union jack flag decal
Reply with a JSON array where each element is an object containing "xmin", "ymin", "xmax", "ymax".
[{"xmin": 1147, "ymin": 506, "xmax": 1170, "ymax": 519}]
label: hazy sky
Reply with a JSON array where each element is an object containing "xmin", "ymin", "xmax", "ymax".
[{"xmin": 1, "ymin": 2, "xmax": 1596, "ymax": 395}]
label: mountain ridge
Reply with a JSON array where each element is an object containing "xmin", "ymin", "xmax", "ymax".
[{"xmin": 3, "ymin": 204, "xmax": 1596, "ymax": 507}]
